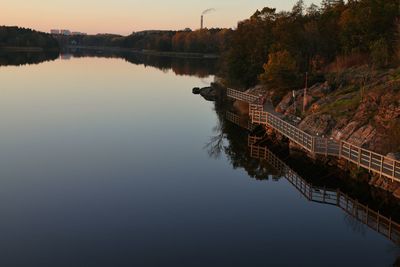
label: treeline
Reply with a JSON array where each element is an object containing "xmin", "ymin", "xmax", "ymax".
[
  {"xmin": 65, "ymin": 29, "xmax": 231, "ymax": 54},
  {"xmin": 0, "ymin": 26, "xmax": 59, "ymax": 49},
  {"xmin": 220, "ymin": 0, "xmax": 400, "ymax": 89}
]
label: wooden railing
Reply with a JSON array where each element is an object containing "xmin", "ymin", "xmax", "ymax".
[
  {"xmin": 249, "ymin": 139, "xmax": 400, "ymax": 244},
  {"xmin": 340, "ymin": 141, "xmax": 400, "ymax": 181},
  {"xmin": 314, "ymin": 137, "xmax": 341, "ymax": 157},
  {"xmin": 250, "ymin": 103, "xmax": 315, "ymax": 152},
  {"xmin": 226, "ymin": 88, "xmax": 259, "ymax": 103},
  {"xmin": 228, "ymin": 88, "xmax": 400, "ymax": 182}
]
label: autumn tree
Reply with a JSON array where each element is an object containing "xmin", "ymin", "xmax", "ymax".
[{"xmin": 259, "ymin": 50, "xmax": 300, "ymax": 90}]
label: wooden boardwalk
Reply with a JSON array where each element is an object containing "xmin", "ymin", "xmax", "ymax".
[
  {"xmin": 249, "ymin": 136, "xmax": 400, "ymax": 244},
  {"xmin": 227, "ymin": 88, "xmax": 400, "ymax": 183}
]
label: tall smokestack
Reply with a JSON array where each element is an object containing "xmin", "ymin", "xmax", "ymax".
[{"xmin": 201, "ymin": 8, "xmax": 215, "ymax": 30}]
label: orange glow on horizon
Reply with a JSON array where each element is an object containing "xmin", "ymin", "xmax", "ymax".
[{"xmin": 1, "ymin": 0, "xmax": 318, "ymax": 35}]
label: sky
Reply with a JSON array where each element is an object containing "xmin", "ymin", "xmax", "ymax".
[{"xmin": 1, "ymin": 0, "xmax": 320, "ymax": 35}]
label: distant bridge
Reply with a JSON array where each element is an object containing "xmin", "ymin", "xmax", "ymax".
[{"xmin": 227, "ymin": 88, "xmax": 400, "ymax": 183}]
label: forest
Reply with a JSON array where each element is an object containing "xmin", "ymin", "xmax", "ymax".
[
  {"xmin": 65, "ymin": 29, "xmax": 231, "ymax": 54},
  {"xmin": 0, "ymin": 26, "xmax": 59, "ymax": 49},
  {"xmin": 219, "ymin": 0, "xmax": 400, "ymax": 89}
]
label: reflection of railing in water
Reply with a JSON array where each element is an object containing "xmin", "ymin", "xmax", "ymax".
[
  {"xmin": 249, "ymin": 136, "xmax": 400, "ymax": 244},
  {"xmin": 227, "ymin": 88, "xmax": 400, "ymax": 183},
  {"xmin": 225, "ymin": 111, "xmax": 257, "ymax": 131}
]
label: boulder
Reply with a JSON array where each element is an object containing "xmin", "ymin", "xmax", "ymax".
[
  {"xmin": 192, "ymin": 87, "xmax": 201, "ymax": 94},
  {"xmin": 347, "ymin": 124, "xmax": 376, "ymax": 147},
  {"xmin": 199, "ymin": 87, "xmax": 217, "ymax": 101},
  {"xmin": 298, "ymin": 113, "xmax": 335, "ymax": 136},
  {"xmin": 275, "ymin": 91, "xmax": 294, "ymax": 114}
]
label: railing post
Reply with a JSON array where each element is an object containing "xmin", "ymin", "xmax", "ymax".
[
  {"xmin": 312, "ymin": 137, "xmax": 316, "ymax": 153},
  {"xmin": 325, "ymin": 138, "xmax": 328, "ymax": 157},
  {"xmin": 393, "ymin": 160, "xmax": 396, "ymax": 181},
  {"xmin": 369, "ymin": 152, "xmax": 372, "ymax": 170}
]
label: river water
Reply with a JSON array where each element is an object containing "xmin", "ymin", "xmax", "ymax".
[{"xmin": 0, "ymin": 52, "xmax": 399, "ymax": 266}]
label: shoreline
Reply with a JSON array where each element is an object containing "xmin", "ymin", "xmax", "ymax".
[{"xmin": 65, "ymin": 45, "xmax": 219, "ymax": 59}]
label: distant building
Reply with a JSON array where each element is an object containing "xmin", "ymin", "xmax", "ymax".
[
  {"xmin": 60, "ymin": 29, "xmax": 71, "ymax": 36},
  {"xmin": 50, "ymin": 29, "xmax": 60, "ymax": 35}
]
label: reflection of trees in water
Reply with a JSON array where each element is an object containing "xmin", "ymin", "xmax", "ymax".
[
  {"xmin": 207, "ymin": 92, "xmax": 278, "ymax": 180},
  {"xmin": 211, "ymin": 92, "xmax": 400, "ymax": 252},
  {"xmin": 0, "ymin": 51, "xmax": 59, "ymax": 66},
  {"xmin": 67, "ymin": 48, "xmax": 217, "ymax": 78},
  {"xmin": 204, "ymin": 121, "xmax": 225, "ymax": 159}
]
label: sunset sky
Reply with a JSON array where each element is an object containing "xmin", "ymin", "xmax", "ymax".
[{"xmin": 2, "ymin": 0, "xmax": 320, "ymax": 35}]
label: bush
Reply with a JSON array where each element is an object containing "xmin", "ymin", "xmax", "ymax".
[
  {"xmin": 259, "ymin": 50, "xmax": 300, "ymax": 90},
  {"xmin": 370, "ymin": 38, "xmax": 389, "ymax": 69}
]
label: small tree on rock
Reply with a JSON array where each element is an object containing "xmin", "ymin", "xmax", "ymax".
[{"xmin": 259, "ymin": 50, "xmax": 300, "ymax": 90}]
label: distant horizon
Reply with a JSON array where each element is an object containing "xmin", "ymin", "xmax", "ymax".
[{"xmin": 2, "ymin": 0, "xmax": 321, "ymax": 35}]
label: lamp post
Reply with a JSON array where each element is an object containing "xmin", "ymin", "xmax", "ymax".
[{"xmin": 303, "ymin": 72, "xmax": 308, "ymax": 114}]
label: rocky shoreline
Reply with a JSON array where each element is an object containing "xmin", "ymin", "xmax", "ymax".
[
  {"xmin": 248, "ymin": 67, "xmax": 400, "ymax": 197},
  {"xmin": 195, "ymin": 67, "xmax": 400, "ymax": 198}
]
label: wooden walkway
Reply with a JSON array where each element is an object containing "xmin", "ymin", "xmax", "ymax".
[
  {"xmin": 227, "ymin": 88, "xmax": 400, "ymax": 183},
  {"xmin": 248, "ymin": 136, "xmax": 400, "ymax": 244}
]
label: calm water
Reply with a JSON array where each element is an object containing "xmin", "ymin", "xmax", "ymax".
[{"xmin": 0, "ymin": 54, "xmax": 399, "ymax": 267}]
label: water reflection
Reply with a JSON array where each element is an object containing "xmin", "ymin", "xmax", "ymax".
[
  {"xmin": 211, "ymin": 95, "xmax": 400, "ymax": 247},
  {"xmin": 0, "ymin": 50, "xmax": 59, "ymax": 66},
  {"xmin": 249, "ymin": 135, "xmax": 400, "ymax": 245},
  {"xmin": 0, "ymin": 48, "xmax": 217, "ymax": 78},
  {"xmin": 0, "ymin": 55, "xmax": 399, "ymax": 266},
  {"xmin": 65, "ymin": 48, "xmax": 217, "ymax": 78}
]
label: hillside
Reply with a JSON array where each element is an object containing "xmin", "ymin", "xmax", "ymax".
[
  {"xmin": 244, "ymin": 66, "xmax": 400, "ymax": 157},
  {"xmin": 0, "ymin": 26, "xmax": 59, "ymax": 50}
]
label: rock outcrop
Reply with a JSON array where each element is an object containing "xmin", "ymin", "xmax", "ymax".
[
  {"xmin": 245, "ymin": 66, "xmax": 400, "ymax": 197},
  {"xmin": 192, "ymin": 87, "xmax": 201, "ymax": 94},
  {"xmin": 274, "ymin": 66, "xmax": 400, "ymax": 155},
  {"xmin": 193, "ymin": 86, "xmax": 217, "ymax": 101}
]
